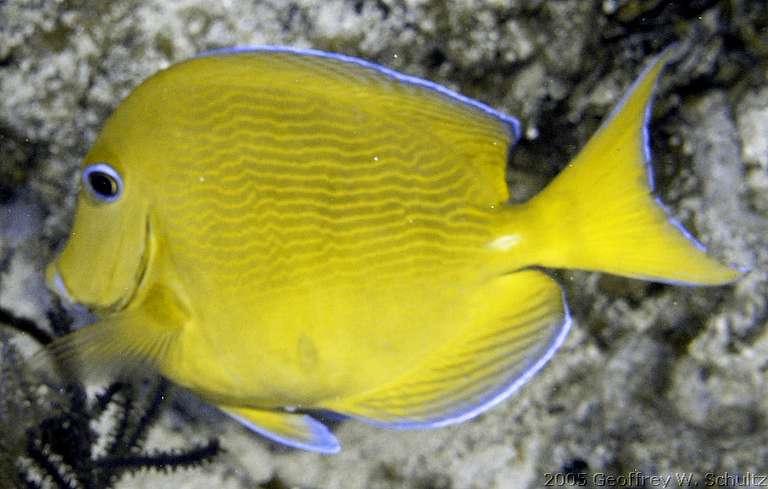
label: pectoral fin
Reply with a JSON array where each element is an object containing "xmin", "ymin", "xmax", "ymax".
[
  {"xmin": 223, "ymin": 406, "xmax": 340, "ymax": 454},
  {"xmin": 36, "ymin": 284, "xmax": 186, "ymax": 381},
  {"xmin": 34, "ymin": 316, "xmax": 177, "ymax": 382},
  {"xmin": 323, "ymin": 270, "xmax": 570, "ymax": 428}
]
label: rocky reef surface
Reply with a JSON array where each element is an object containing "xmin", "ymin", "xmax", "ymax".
[{"xmin": 0, "ymin": 1, "xmax": 766, "ymax": 488}]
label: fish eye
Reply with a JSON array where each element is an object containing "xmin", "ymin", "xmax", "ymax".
[{"xmin": 83, "ymin": 163, "xmax": 123, "ymax": 203}]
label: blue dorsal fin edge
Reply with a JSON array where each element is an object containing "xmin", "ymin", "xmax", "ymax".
[{"xmin": 196, "ymin": 45, "xmax": 522, "ymax": 145}]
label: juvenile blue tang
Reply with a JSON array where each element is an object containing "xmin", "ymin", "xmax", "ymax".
[{"xmin": 45, "ymin": 46, "xmax": 740, "ymax": 453}]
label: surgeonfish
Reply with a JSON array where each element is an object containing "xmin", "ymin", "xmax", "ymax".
[{"xmin": 45, "ymin": 46, "xmax": 740, "ymax": 453}]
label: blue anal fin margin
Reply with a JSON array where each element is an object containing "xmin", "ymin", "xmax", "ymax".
[{"xmin": 322, "ymin": 270, "xmax": 570, "ymax": 429}]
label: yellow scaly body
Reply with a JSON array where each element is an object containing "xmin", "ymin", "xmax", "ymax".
[{"xmin": 45, "ymin": 47, "xmax": 740, "ymax": 453}]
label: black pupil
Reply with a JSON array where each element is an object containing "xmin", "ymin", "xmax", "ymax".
[{"xmin": 89, "ymin": 172, "xmax": 117, "ymax": 197}]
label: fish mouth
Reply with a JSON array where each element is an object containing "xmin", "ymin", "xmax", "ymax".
[
  {"xmin": 46, "ymin": 264, "xmax": 74, "ymax": 304},
  {"xmin": 46, "ymin": 216, "xmax": 152, "ymax": 315}
]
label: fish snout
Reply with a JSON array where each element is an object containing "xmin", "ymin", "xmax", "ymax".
[{"xmin": 45, "ymin": 263, "xmax": 74, "ymax": 304}]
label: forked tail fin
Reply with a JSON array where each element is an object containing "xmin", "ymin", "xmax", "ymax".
[{"xmin": 506, "ymin": 50, "xmax": 741, "ymax": 285}]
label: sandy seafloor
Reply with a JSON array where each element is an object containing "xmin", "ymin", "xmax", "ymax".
[{"xmin": 0, "ymin": 1, "xmax": 766, "ymax": 488}]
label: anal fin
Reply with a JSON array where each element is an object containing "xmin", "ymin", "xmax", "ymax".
[
  {"xmin": 323, "ymin": 270, "xmax": 570, "ymax": 428},
  {"xmin": 223, "ymin": 406, "xmax": 340, "ymax": 454}
]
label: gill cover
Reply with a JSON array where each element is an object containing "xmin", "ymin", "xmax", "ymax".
[{"xmin": 48, "ymin": 157, "xmax": 150, "ymax": 312}]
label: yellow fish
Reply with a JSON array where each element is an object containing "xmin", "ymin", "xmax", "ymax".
[{"xmin": 45, "ymin": 47, "xmax": 740, "ymax": 453}]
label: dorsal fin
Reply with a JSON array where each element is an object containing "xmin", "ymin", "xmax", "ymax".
[{"xmin": 179, "ymin": 46, "xmax": 520, "ymax": 204}]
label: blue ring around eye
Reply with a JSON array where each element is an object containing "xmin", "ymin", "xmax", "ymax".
[{"xmin": 82, "ymin": 163, "xmax": 124, "ymax": 203}]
